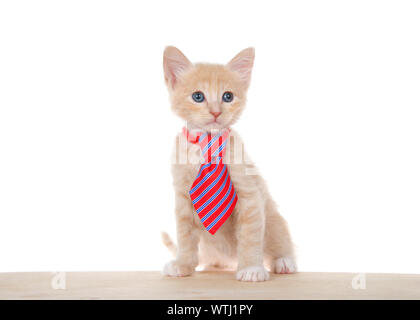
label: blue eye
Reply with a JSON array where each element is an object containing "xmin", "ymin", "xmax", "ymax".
[
  {"xmin": 192, "ymin": 91, "xmax": 205, "ymax": 103},
  {"xmin": 222, "ymin": 91, "xmax": 233, "ymax": 102}
]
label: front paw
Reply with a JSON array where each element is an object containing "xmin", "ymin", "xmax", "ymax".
[
  {"xmin": 163, "ymin": 260, "xmax": 195, "ymax": 277},
  {"xmin": 236, "ymin": 265, "xmax": 269, "ymax": 282},
  {"xmin": 274, "ymin": 257, "xmax": 297, "ymax": 274}
]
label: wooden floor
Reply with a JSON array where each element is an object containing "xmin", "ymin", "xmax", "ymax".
[{"xmin": 0, "ymin": 271, "xmax": 419, "ymax": 300}]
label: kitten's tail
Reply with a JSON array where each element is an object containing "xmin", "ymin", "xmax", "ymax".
[{"xmin": 161, "ymin": 231, "xmax": 177, "ymax": 257}]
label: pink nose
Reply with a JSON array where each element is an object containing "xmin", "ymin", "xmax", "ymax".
[{"xmin": 210, "ymin": 111, "xmax": 222, "ymax": 119}]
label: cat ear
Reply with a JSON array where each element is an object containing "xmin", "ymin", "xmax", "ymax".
[
  {"xmin": 227, "ymin": 47, "xmax": 255, "ymax": 88},
  {"xmin": 163, "ymin": 46, "xmax": 192, "ymax": 89}
]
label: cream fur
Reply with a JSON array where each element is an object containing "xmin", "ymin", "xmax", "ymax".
[{"xmin": 162, "ymin": 47, "xmax": 296, "ymax": 282}]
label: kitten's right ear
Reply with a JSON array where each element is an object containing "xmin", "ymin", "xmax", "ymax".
[
  {"xmin": 163, "ymin": 46, "xmax": 192, "ymax": 89},
  {"xmin": 227, "ymin": 47, "xmax": 255, "ymax": 88}
]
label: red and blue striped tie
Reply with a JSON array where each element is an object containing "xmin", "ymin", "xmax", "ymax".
[{"xmin": 183, "ymin": 127, "xmax": 238, "ymax": 234}]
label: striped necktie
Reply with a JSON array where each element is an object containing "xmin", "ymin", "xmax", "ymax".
[{"xmin": 183, "ymin": 127, "xmax": 238, "ymax": 234}]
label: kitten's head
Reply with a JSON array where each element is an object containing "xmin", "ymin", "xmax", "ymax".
[{"xmin": 163, "ymin": 46, "xmax": 254, "ymax": 131}]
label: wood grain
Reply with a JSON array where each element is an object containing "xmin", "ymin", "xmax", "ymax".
[{"xmin": 0, "ymin": 271, "xmax": 419, "ymax": 300}]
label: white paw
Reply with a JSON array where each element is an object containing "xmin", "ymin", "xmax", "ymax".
[
  {"xmin": 274, "ymin": 257, "xmax": 297, "ymax": 274},
  {"xmin": 163, "ymin": 260, "xmax": 193, "ymax": 277},
  {"xmin": 236, "ymin": 266, "xmax": 269, "ymax": 282}
]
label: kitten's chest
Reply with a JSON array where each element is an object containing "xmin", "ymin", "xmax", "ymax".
[
  {"xmin": 172, "ymin": 132, "xmax": 246, "ymax": 193},
  {"xmin": 183, "ymin": 141, "xmax": 242, "ymax": 191},
  {"xmin": 176, "ymin": 141, "xmax": 220, "ymax": 186},
  {"xmin": 187, "ymin": 142, "xmax": 203, "ymax": 166},
  {"xmin": 183, "ymin": 143, "xmax": 206, "ymax": 186}
]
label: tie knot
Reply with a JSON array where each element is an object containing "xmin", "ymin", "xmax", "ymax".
[{"xmin": 183, "ymin": 128, "xmax": 230, "ymax": 164}]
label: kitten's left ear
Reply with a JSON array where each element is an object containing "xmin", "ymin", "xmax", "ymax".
[
  {"xmin": 227, "ymin": 47, "xmax": 255, "ymax": 88},
  {"xmin": 163, "ymin": 46, "xmax": 192, "ymax": 89}
]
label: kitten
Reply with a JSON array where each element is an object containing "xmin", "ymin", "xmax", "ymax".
[{"xmin": 162, "ymin": 46, "xmax": 296, "ymax": 281}]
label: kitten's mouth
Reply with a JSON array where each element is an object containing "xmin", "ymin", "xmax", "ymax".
[
  {"xmin": 203, "ymin": 120, "xmax": 227, "ymax": 131},
  {"xmin": 207, "ymin": 116, "xmax": 227, "ymax": 125}
]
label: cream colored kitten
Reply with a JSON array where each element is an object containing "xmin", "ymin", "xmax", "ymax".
[{"xmin": 162, "ymin": 46, "xmax": 296, "ymax": 282}]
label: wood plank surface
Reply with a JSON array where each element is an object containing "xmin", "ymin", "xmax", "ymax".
[{"xmin": 0, "ymin": 271, "xmax": 419, "ymax": 300}]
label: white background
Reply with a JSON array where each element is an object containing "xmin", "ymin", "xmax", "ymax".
[{"xmin": 1, "ymin": 1, "xmax": 419, "ymax": 273}]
